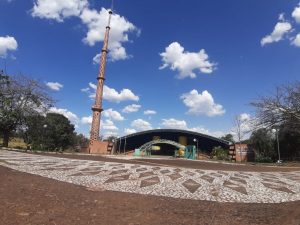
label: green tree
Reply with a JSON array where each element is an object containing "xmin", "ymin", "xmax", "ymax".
[
  {"xmin": 23, "ymin": 114, "xmax": 46, "ymax": 149},
  {"xmin": 72, "ymin": 133, "xmax": 89, "ymax": 151},
  {"xmin": 0, "ymin": 73, "xmax": 53, "ymax": 147},
  {"xmin": 211, "ymin": 146, "xmax": 229, "ymax": 161},
  {"xmin": 25, "ymin": 113, "xmax": 75, "ymax": 151},
  {"xmin": 278, "ymin": 122, "xmax": 300, "ymax": 160},
  {"xmin": 221, "ymin": 134, "xmax": 234, "ymax": 143},
  {"xmin": 251, "ymin": 82, "xmax": 300, "ymax": 161},
  {"xmin": 249, "ymin": 128, "xmax": 275, "ymax": 159}
]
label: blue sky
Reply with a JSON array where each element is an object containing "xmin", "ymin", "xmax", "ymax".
[{"xmin": 1, "ymin": 0, "xmax": 300, "ymax": 138}]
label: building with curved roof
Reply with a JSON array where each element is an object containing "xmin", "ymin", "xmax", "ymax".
[{"xmin": 114, "ymin": 129, "xmax": 230, "ymax": 156}]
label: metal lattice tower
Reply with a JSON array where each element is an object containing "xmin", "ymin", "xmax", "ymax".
[{"xmin": 89, "ymin": 7, "xmax": 113, "ymax": 151}]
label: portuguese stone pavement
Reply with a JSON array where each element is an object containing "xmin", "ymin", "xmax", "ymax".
[{"xmin": 0, "ymin": 150, "xmax": 300, "ymax": 203}]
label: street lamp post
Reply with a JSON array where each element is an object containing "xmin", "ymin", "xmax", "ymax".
[
  {"xmin": 118, "ymin": 137, "xmax": 122, "ymax": 154},
  {"xmin": 193, "ymin": 138, "xmax": 198, "ymax": 159},
  {"xmin": 43, "ymin": 124, "xmax": 48, "ymax": 151},
  {"xmin": 123, "ymin": 137, "xmax": 127, "ymax": 155},
  {"xmin": 272, "ymin": 128, "xmax": 281, "ymax": 163}
]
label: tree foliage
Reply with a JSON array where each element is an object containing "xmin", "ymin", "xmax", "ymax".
[
  {"xmin": 251, "ymin": 82, "xmax": 300, "ymax": 160},
  {"xmin": 211, "ymin": 146, "xmax": 229, "ymax": 161},
  {"xmin": 278, "ymin": 122, "xmax": 300, "ymax": 160},
  {"xmin": 0, "ymin": 73, "xmax": 53, "ymax": 147},
  {"xmin": 249, "ymin": 128, "xmax": 275, "ymax": 159},
  {"xmin": 24, "ymin": 113, "xmax": 75, "ymax": 151},
  {"xmin": 251, "ymin": 82, "xmax": 300, "ymax": 130},
  {"xmin": 72, "ymin": 133, "xmax": 89, "ymax": 151},
  {"xmin": 220, "ymin": 134, "xmax": 234, "ymax": 143}
]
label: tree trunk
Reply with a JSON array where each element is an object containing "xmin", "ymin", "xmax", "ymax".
[{"xmin": 3, "ymin": 131, "xmax": 9, "ymax": 147}]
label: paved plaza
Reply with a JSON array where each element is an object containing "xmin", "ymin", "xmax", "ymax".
[{"xmin": 0, "ymin": 150, "xmax": 300, "ymax": 203}]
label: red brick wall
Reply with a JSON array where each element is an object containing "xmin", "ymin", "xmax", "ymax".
[
  {"xmin": 89, "ymin": 141, "xmax": 109, "ymax": 154},
  {"xmin": 235, "ymin": 144, "xmax": 255, "ymax": 162}
]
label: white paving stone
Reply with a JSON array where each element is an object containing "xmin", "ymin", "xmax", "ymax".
[{"xmin": 0, "ymin": 150, "xmax": 300, "ymax": 203}]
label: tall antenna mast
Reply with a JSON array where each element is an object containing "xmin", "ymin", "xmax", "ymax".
[{"xmin": 89, "ymin": 3, "xmax": 113, "ymax": 153}]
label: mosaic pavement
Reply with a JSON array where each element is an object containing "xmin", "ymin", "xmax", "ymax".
[{"xmin": 0, "ymin": 150, "xmax": 300, "ymax": 203}]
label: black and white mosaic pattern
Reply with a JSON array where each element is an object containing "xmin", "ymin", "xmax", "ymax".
[{"xmin": 0, "ymin": 150, "xmax": 300, "ymax": 203}]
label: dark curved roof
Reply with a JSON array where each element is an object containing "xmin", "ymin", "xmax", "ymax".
[{"xmin": 120, "ymin": 129, "xmax": 230, "ymax": 145}]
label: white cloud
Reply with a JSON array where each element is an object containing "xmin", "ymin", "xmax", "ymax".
[
  {"xmin": 189, "ymin": 126, "xmax": 225, "ymax": 138},
  {"xmin": 0, "ymin": 36, "xmax": 18, "ymax": 58},
  {"xmin": 31, "ymin": 1, "xmax": 138, "ymax": 62},
  {"xmin": 160, "ymin": 118, "xmax": 224, "ymax": 138},
  {"xmin": 181, "ymin": 90, "xmax": 225, "ymax": 117},
  {"xmin": 81, "ymin": 116, "xmax": 92, "ymax": 125},
  {"xmin": 292, "ymin": 3, "xmax": 300, "ymax": 23},
  {"xmin": 159, "ymin": 42, "xmax": 216, "ymax": 79},
  {"xmin": 80, "ymin": 7, "xmax": 138, "ymax": 61},
  {"xmin": 101, "ymin": 119, "xmax": 118, "ymax": 131},
  {"xmin": 124, "ymin": 128, "xmax": 136, "ymax": 135},
  {"xmin": 104, "ymin": 85, "xmax": 139, "ymax": 103},
  {"xmin": 230, "ymin": 113, "xmax": 253, "ymax": 141},
  {"xmin": 103, "ymin": 108, "xmax": 124, "ymax": 121},
  {"xmin": 49, "ymin": 107, "xmax": 79, "ymax": 124},
  {"xmin": 239, "ymin": 113, "xmax": 251, "ymax": 121},
  {"xmin": 88, "ymin": 82, "xmax": 97, "ymax": 90},
  {"xmin": 31, "ymin": 0, "xmax": 88, "ymax": 22},
  {"xmin": 292, "ymin": 33, "xmax": 300, "ymax": 47},
  {"xmin": 102, "ymin": 131, "xmax": 118, "ymax": 139},
  {"xmin": 131, "ymin": 119, "xmax": 152, "ymax": 131},
  {"xmin": 144, "ymin": 110, "xmax": 157, "ymax": 115},
  {"xmin": 46, "ymin": 82, "xmax": 63, "ymax": 91},
  {"xmin": 85, "ymin": 82, "xmax": 139, "ymax": 103},
  {"xmin": 122, "ymin": 104, "xmax": 141, "ymax": 113},
  {"xmin": 161, "ymin": 118, "xmax": 187, "ymax": 130},
  {"xmin": 261, "ymin": 15, "xmax": 292, "ymax": 46},
  {"xmin": 92, "ymin": 53, "xmax": 101, "ymax": 64},
  {"xmin": 80, "ymin": 87, "xmax": 89, "ymax": 92}
]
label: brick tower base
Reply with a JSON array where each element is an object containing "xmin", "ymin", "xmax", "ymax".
[{"xmin": 89, "ymin": 140, "xmax": 109, "ymax": 154}]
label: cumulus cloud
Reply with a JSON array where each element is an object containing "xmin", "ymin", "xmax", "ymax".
[
  {"xmin": 31, "ymin": 1, "xmax": 138, "ymax": 61},
  {"xmin": 49, "ymin": 107, "xmax": 79, "ymax": 124},
  {"xmin": 103, "ymin": 108, "xmax": 124, "ymax": 121},
  {"xmin": 101, "ymin": 119, "xmax": 118, "ymax": 131},
  {"xmin": 160, "ymin": 118, "xmax": 224, "ymax": 138},
  {"xmin": 92, "ymin": 53, "xmax": 101, "ymax": 64},
  {"xmin": 83, "ymin": 82, "xmax": 139, "ymax": 103},
  {"xmin": 189, "ymin": 126, "xmax": 225, "ymax": 138},
  {"xmin": 122, "ymin": 104, "xmax": 141, "ymax": 113},
  {"xmin": 144, "ymin": 110, "xmax": 157, "ymax": 115},
  {"xmin": 161, "ymin": 118, "xmax": 187, "ymax": 129},
  {"xmin": 261, "ymin": 15, "xmax": 292, "ymax": 46},
  {"xmin": 124, "ymin": 128, "xmax": 136, "ymax": 135},
  {"xmin": 80, "ymin": 7, "xmax": 137, "ymax": 61},
  {"xmin": 46, "ymin": 82, "xmax": 63, "ymax": 91},
  {"xmin": 180, "ymin": 90, "xmax": 225, "ymax": 117},
  {"xmin": 159, "ymin": 42, "xmax": 216, "ymax": 79},
  {"xmin": 31, "ymin": 0, "xmax": 88, "ymax": 22},
  {"xmin": 103, "ymin": 85, "xmax": 139, "ymax": 103},
  {"xmin": 292, "ymin": 3, "xmax": 300, "ymax": 23},
  {"xmin": 131, "ymin": 119, "xmax": 152, "ymax": 131},
  {"xmin": 81, "ymin": 115, "xmax": 92, "ymax": 125},
  {"xmin": 0, "ymin": 36, "xmax": 18, "ymax": 58},
  {"xmin": 292, "ymin": 33, "xmax": 300, "ymax": 47},
  {"xmin": 102, "ymin": 131, "xmax": 118, "ymax": 138}
]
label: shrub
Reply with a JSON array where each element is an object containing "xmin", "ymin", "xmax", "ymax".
[
  {"xmin": 255, "ymin": 155, "xmax": 273, "ymax": 163},
  {"xmin": 211, "ymin": 146, "xmax": 230, "ymax": 161}
]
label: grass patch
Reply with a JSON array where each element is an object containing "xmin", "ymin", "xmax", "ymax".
[{"xmin": 0, "ymin": 137, "xmax": 27, "ymax": 149}]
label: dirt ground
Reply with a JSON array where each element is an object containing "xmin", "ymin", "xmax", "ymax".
[{"xmin": 1, "ymin": 155, "xmax": 300, "ymax": 225}]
